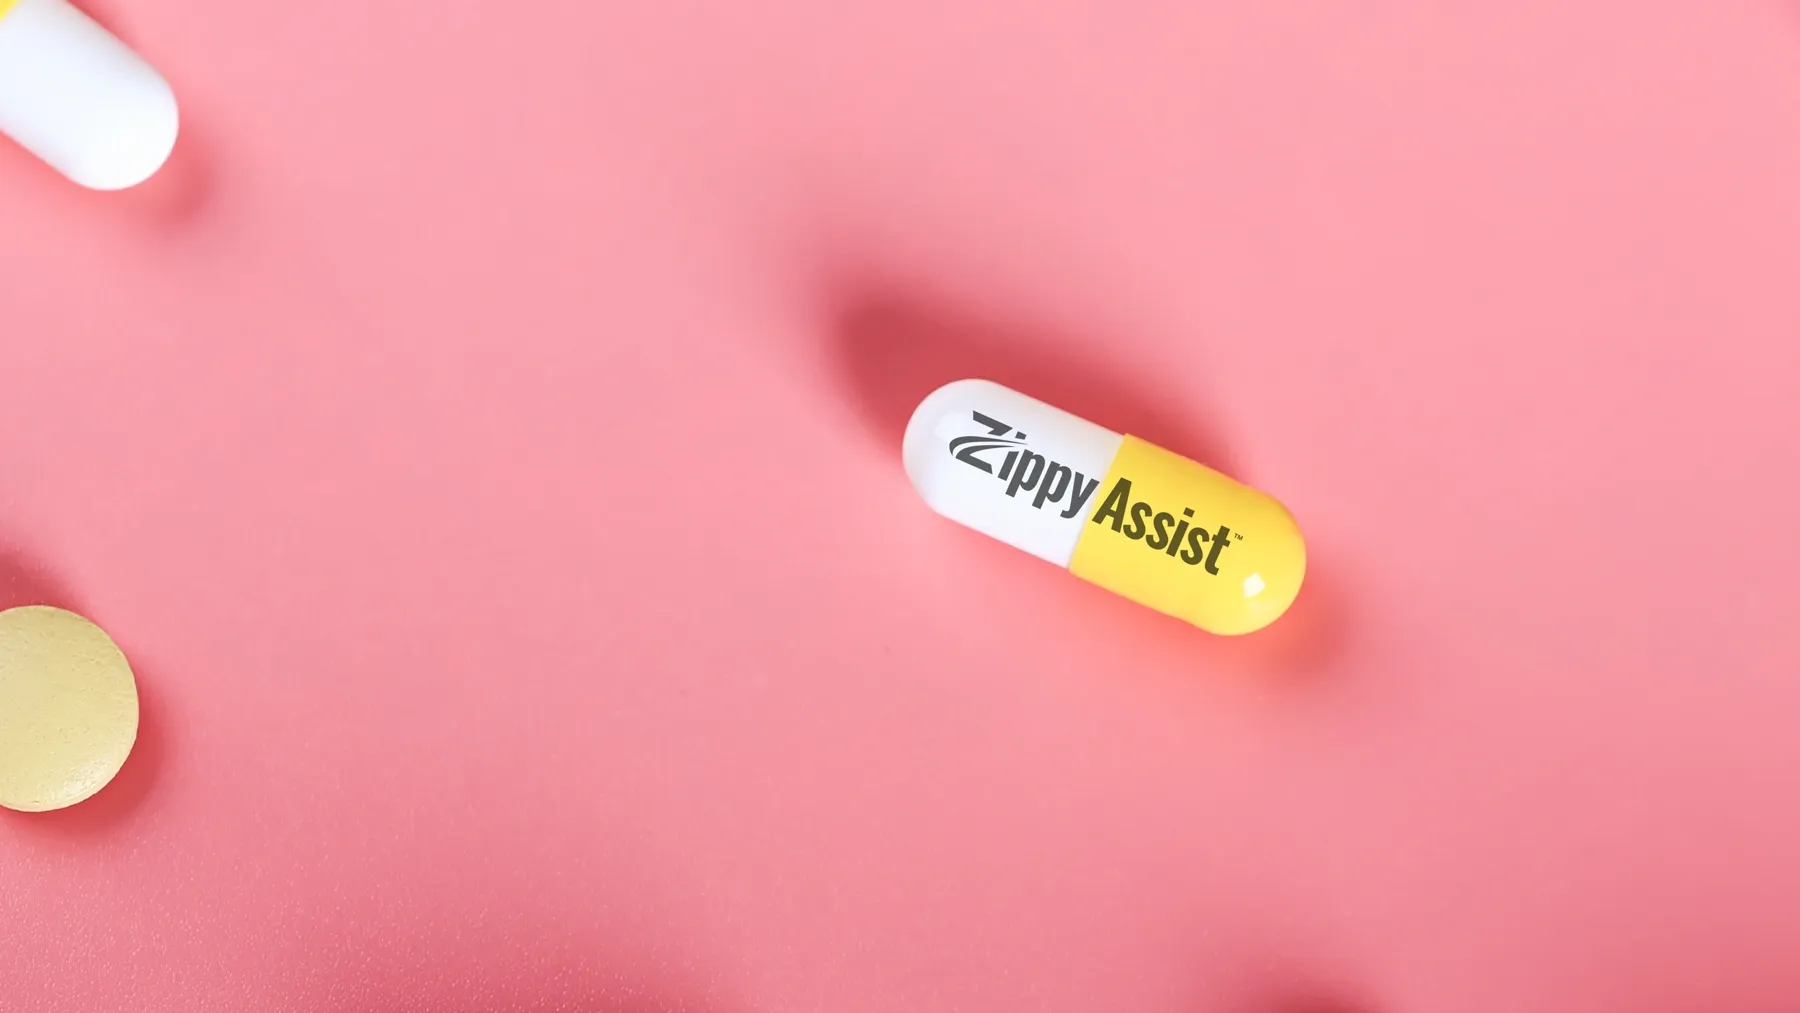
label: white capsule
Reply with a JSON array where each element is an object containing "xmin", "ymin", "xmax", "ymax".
[
  {"xmin": 904, "ymin": 379, "xmax": 1124, "ymax": 567},
  {"xmin": 0, "ymin": 0, "xmax": 178, "ymax": 190}
]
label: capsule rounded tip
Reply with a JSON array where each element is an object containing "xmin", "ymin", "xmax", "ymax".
[
  {"xmin": 902, "ymin": 378, "xmax": 1003, "ymax": 489},
  {"xmin": 66, "ymin": 72, "xmax": 178, "ymax": 190},
  {"xmin": 0, "ymin": 0, "xmax": 181, "ymax": 190},
  {"xmin": 1212, "ymin": 503, "xmax": 1306, "ymax": 636}
]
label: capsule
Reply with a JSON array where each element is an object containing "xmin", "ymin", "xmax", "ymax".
[
  {"xmin": 904, "ymin": 379, "xmax": 1306, "ymax": 635},
  {"xmin": 0, "ymin": 0, "xmax": 178, "ymax": 190}
]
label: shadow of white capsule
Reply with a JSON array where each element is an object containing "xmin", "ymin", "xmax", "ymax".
[{"xmin": 0, "ymin": 0, "xmax": 178, "ymax": 190}]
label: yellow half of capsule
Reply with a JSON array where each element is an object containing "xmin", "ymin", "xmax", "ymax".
[
  {"xmin": 0, "ymin": 1, "xmax": 19, "ymax": 22},
  {"xmin": 1067, "ymin": 435, "xmax": 1305, "ymax": 636}
]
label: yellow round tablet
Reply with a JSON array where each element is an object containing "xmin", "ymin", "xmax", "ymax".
[{"xmin": 0, "ymin": 605, "xmax": 139, "ymax": 812}]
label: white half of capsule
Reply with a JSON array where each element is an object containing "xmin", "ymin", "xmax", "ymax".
[
  {"xmin": 904, "ymin": 378, "xmax": 1123, "ymax": 567},
  {"xmin": 0, "ymin": 0, "xmax": 178, "ymax": 189}
]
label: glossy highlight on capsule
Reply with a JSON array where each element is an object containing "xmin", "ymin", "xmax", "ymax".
[
  {"xmin": 0, "ymin": 0, "xmax": 178, "ymax": 189},
  {"xmin": 904, "ymin": 379, "xmax": 1306, "ymax": 636}
]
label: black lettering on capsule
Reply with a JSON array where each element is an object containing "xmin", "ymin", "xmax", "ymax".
[
  {"xmin": 1182, "ymin": 525, "xmax": 1208, "ymax": 565},
  {"xmin": 1124, "ymin": 501, "xmax": 1152, "ymax": 539},
  {"xmin": 1147, "ymin": 511, "xmax": 1175, "ymax": 550},
  {"xmin": 1006, "ymin": 451, "xmax": 1046, "ymax": 498},
  {"xmin": 1166, "ymin": 508, "xmax": 1193, "ymax": 558},
  {"xmin": 1091, "ymin": 478, "xmax": 1132, "ymax": 530},
  {"xmin": 1204, "ymin": 526, "xmax": 1232, "ymax": 575},
  {"xmin": 1035, "ymin": 463, "xmax": 1071, "ymax": 510},
  {"xmin": 948, "ymin": 411, "xmax": 1100, "ymax": 520},
  {"xmin": 948, "ymin": 411, "xmax": 1025, "ymax": 475},
  {"xmin": 1062, "ymin": 476, "xmax": 1099, "ymax": 518},
  {"xmin": 1087, "ymin": 476, "xmax": 1238, "ymax": 573}
]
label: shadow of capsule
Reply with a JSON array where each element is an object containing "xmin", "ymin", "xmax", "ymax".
[{"xmin": 827, "ymin": 296, "xmax": 1246, "ymax": 482}]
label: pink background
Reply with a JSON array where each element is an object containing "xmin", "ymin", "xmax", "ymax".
[{"xmin": 4, "ymin": 0, "xmax": 1800, "ymax": 1009}]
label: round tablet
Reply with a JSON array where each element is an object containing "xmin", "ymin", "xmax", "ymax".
[{"xmin": 0, "ymin": 605, "xmax": 139, "ymax": 812}]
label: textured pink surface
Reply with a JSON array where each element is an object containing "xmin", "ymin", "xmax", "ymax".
[{"xmin": 4, "ymin": 0, "xmax": 1800, "ymax": 1009}]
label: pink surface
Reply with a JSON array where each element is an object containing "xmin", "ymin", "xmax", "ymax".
[{"xmin": 4, "ymin": 0, "xmax": 1800, "ymax": 1009}]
